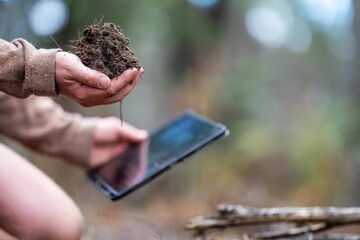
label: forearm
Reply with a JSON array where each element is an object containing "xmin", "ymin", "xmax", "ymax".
[
  {"xmin": 0, "ymin": 93, "xmax": 96, "ymax": 167},
  {"xmin": 0, "ymin": 38, "xmax": 59, "ymax": 98}
]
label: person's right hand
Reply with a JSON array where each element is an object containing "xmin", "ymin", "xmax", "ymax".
[
  {"xmin": 55, "ymin": 52, "xmax": 144, "ymax": 107},
  {"xmin": 88, "ymin": 117, "xmax": 148, "ymax": 168}
]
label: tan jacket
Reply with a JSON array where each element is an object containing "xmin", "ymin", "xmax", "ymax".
[{"xmin": 0, "ymin": 38, "xmax": 95, "ymax": 167}]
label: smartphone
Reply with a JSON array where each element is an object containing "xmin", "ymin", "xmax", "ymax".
[{"xmin": 87, "ymin": 111, "xmax": 229, "ymax": 201}]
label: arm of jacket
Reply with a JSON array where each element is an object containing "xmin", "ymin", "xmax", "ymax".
[
  {"xmin": 0, "ymin": 92, "xmax": 96, "ymax": 168},
  {"xmin": 0, "ymin": 38, "xmax": 58, "ymax": 98},
  {"xmin": 0, "ymin": 38, "xmax": 96, "ymax": 167}
]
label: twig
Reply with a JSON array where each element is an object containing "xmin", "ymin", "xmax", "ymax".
[
  {"xmin": 119, "ymin": 100, "xmax": 123, "ymax": 126},
  {"xmin": 50, "ymin": 36, "xmax": 62, "ymax": 49}
]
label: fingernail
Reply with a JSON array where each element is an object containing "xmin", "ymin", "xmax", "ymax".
[
  {"xmin": 99, "ymin": 76, "xmax": 110, "ymax": 89},
  {"xmin": 139, "ymin": 130, "xmax": 149, "ymax": 139}
]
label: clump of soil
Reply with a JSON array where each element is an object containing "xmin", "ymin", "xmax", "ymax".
[{"xmin": 72, "ymin": 22, "xmax": 141, "ymax": 79}]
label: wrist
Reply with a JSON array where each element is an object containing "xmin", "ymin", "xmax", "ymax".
[{"xmin": 54, "ymin": 51, "xmax": 64, "ymax": 95}]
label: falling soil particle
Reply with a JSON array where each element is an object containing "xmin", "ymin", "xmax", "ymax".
[{"xmin": 72, "ymin": 21, "xmax": 141, "ymax": 79}]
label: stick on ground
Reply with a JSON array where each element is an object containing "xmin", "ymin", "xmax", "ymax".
[{"xmin": 186, "ymin": 204, "xmax": 360, "ymax": 239}]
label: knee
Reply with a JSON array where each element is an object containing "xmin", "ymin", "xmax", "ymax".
[
  {"xmin": 55, "ymin": 204, "xmax": 85, "ymax": 240},
  {"xmin": 42, "ymin": 202, "xmax": 85, "ymax": 240},
  {"xmin": 0, "ymin": 143, "xmax": 85, "ymax": 240},
  {"xmin": 17, "ymin": 204, "xmax": 85, "ymax": 240},
  {"xmin": 59, "ymin": 207, "xmax": 85, "ymax": 240}
]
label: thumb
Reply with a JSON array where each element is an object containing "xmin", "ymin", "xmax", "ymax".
[
  {"xmin": 74, "ymin": 61, "xmax": 111, "ymax": 89},
  {"xmin": 117, "ymin": 123, "xmax": 149, "ymax": 143}
]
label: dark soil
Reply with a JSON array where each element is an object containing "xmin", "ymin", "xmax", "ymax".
[{"xmin": 72, "ymin": 22, "xmax": 141, "ymax": 79}]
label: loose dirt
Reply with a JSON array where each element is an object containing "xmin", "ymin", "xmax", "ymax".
[{"xmin": 72, "ymin": 22, "xmax": 141, "ymax": 79}]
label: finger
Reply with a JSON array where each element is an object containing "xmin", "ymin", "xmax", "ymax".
[
  {"xmin": 107, "ymin": 68, "xmax": 139, "ymax": 96},
  {"xmin": 76, "ymin": 85, "xmax": 112, "ymax": 101},
  {"xmin": 79, "ymin": 83, "xmax": 135, "ymax": 106},
  {"xmin": 89, "ymin": 143, "xmax": 129, "ymax": 168},
  {"xmin": 133, "ymin": 67, "xmax": 145, "ymax": 84},
  {"xmin": 113, "ymin": 74, "xmax": 139, "ymax": 99},
  {"xmin": 90, "ymin": 70, "xmax": 143, "ymax": 105},
  {"xmin": 116, "ymin": 122, "xmax": 148, "ymax": 142},
  {"xmin": 78, "ymin": 69, "xmax": 144, "ymax": 106},
  {"xmin": 87, "ymin": 84, "xmax": 133, "ymax": 105},
  {"xmin": 72, "ymin": 62, "xmax": 111, "ymax": 90},
  {"xmin": 83, "ymin": 68, "xmax": 142, "ymax": 100}
]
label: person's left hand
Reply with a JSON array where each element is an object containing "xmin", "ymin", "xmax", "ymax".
[
  {"xmin": 88, "ymin": 117, "xmax": 148, "ymax": 168},
  {"xmin": 55, "ymin": 52, "xmax": 144, "ymax": 107}
]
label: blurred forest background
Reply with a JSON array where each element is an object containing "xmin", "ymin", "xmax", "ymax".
[{"xmin": 1, "ymin": 0, "xmax": 360, "ymax": 239}]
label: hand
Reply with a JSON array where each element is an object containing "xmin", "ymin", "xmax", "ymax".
[
  {"xmin": 88, "ymin": 117, "xmax": 148, "ymax": 168},
  {"xmin": 55, "ymin": 52, "xmax": 144, "ymax": 107}
]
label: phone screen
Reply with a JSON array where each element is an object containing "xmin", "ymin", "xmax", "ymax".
[{"xmin": 88, "ymin": 111, "xmax": 228, "ymax": 200}]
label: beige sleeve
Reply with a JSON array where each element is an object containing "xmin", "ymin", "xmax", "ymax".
[
  {"xmin": 0, "ymin": 38, "xmax": 59, "ymax": 98},
  {"xmin": 0, "ymin": 92, "xmax": 96, "ymax": 168}
]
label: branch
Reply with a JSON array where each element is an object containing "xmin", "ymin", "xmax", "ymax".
[
  {"xmin": 253, "ymin": 222, "xmax": 327, "ymax": 239},
  {"xmin": 186, "ymin": 204, "xmax": 360, "ymax": 239}
]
